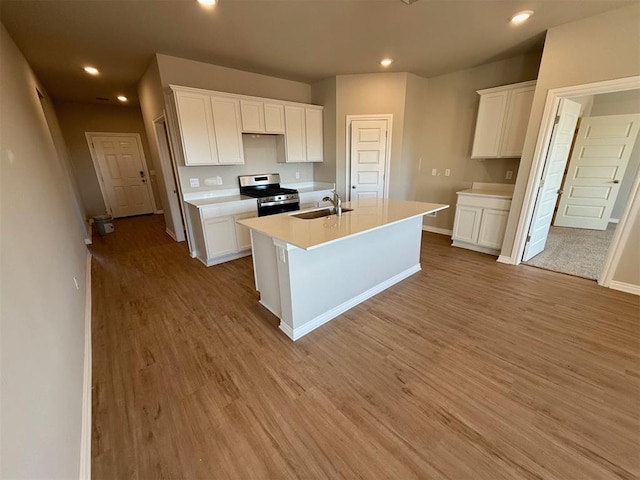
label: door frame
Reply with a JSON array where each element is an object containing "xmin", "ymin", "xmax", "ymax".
[
  {"xmin": 345, "ymin": 114, "xmax": 393, "ymax": 201},
  {"xmin": 153, "ymin": 115, "xmax": 186, "ymax": 242},
  {"xmin": 86, "ymin": 132, "xmax": 157, "ymax": 216},
  {"xmin": 510, "ymin": 75, "xmax": 640, "ymax": 288}
]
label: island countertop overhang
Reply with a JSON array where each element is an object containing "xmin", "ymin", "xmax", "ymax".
[{"xmin": 237, "ymin": 198, "xmax": 449, "ymax": 250}]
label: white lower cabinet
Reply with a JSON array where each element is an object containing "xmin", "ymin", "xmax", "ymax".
[
  {"xmin": 203, "ymin": 217, "xmax": 236, "ymax": 257},
  {"xmin": 452, "ymin": 192, "xmax": 512, "ymax": 256},
  {"xmin": 186, "ymin": 202, "xmax": 257, "ymax": 266}
]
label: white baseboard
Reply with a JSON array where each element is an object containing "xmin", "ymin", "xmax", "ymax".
[
  {"xmin": 165, "ymin": 228, "xmax": 177, "ymax": 241},
  {"xmin": 421, "ymin": 225, "xmax": 453, "ymax": 236},
  {"xmin": 609, "ymin": 280, "xmax": 640, "ymax": 296},
  {"xmin": 280, "ymin": 264, "xmax": 421, "ymax": 341},
  {"xmin": 79, "ymin": 253, "xmax": 92, "ymax": 480},
  {"xmin": 497, "ymin": 255, "xmax": 516, "ymax": 265},
  {"xmin": 452, "ymin": 240, "xmax": 500, "ymax": 256}
]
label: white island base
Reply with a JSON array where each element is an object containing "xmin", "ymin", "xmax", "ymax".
[{"xmin": 240, "ymin": 199, "xmax": 448, "ymax": 340}]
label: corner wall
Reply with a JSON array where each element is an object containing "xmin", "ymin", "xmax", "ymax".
[{"xmin": 1, "ymin": 23, "xmax": 88, "ymax": 479}]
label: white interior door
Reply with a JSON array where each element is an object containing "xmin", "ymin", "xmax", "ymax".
[
  {"xmin": 90, "ymin": 134, "xmax": 153, "ymax": 218},
  {"xmin": 349, "ymin": 119, "xmax": 388, "ymax": 200},
  {"xmin": 523, "ymin": 99, "xmax": 582, "ymax": 261},
  {"xmin": 553, "ymin": 114, "xmax": 640, "ymax": 230}
]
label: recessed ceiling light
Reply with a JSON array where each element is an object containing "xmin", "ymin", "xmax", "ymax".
[
  {"xmin": 510, "ymin": 10, "xmax": 534, "ymax": 24},
  {"xmin": 197, "ymin": 0, "xmax": 217, "ymax": 6},
  {"xmin": 380, "ymin": 58, "xmax": 394, "ymax": 67},
  {"xmin": 117, "ymin": 96, "xmax": 128, "ymax": 102},
  {"xmin": 83, "ymin": 66, "xmax": 99, "ymax": 75}
]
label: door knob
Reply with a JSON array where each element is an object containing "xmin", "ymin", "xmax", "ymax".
[
  {"xmin": 352, "ymin": 185, "xmax": 356, "ymax": 189},
  {"xmin": 557, "ymin": 189, "xmax": 563, "ymax": 194},
  {"xmin": 613, "ymin": 180, "xmax": 620, "ymax": 184},
  {"xmin": 139, "ymin": 170, "xmax": 145, "ymax": 178}
]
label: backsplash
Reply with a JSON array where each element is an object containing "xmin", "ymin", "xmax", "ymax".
[{"xmin": 179, "ymin": 134, "xmax": 315, "ymax": 194}]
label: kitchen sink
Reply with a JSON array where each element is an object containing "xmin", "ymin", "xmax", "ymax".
[{"xmin": 292, "ymin": 207, "xmax": 353, "ymax": 220}]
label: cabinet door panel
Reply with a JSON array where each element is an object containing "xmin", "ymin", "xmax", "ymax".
[
  {"xmin": 234, "ymin": 212, "xmax": 256, "ymax": 251},
  {"xmin": 305, "ymin": 108, "xmax": 324, "ymax": 162},
  {"xmin": 452, "ymin": 206, "xmax": 482, "ymax": 243},
  {"xmin": 204, "ymin": 217, "xmax": 236, "ymax": 257},
  {"xmin": 471, "ymin": 91, "xmax": 508, "ymax": 158},
  {"xmin": 284, "ymin": 106, "xmax": 306, "ymax": 162},
  {"xmin": 477, "ymin": 209, "xmax": 509, "ymax": 249},
  {"xmin": 174, "ymin": 91, "xmax": 218, "ymax": 165},
  {"xmin": 211, "ymin": 96, "xmax": 245, "ymax": 164},
  {"xmin": 500, "ymin": 86, "xmax": 535, "ymax": 157},
  {"xmin": 240, "ymin": 100, "xmax": 265, "ymax": 133},
  {"xmin": 264, "ymin": 103, "xmax": 285, "ymax": 134}
]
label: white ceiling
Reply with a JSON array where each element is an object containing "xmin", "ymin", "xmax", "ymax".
[{"xmin": 1, "ymin": 0, "xmax": 634, "ymax": 106}]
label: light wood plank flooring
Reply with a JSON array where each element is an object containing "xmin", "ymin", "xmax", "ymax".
[{"xmin": 90, "ymin": 214, "xmax": 639, "ymax": 479}]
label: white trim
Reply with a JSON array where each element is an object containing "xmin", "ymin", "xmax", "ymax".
[
  {"xmin": 154, "ymin": 209, "xmax": 164, "ymax": 215},
  {"xmin": 421, "ymin": 225, "xmax": 452, "ymax": 236},
  {"xmin": 79, "ymin": 252, "xmax": 92, "ymax": 480},
  {"xmin": 280, "ymin": 264, "xmax": 421, "ymax": 341},
  {"xmin": 609, "ymin": 218, "xmax": 620, "ymax": 224},
  {"xmin": 608, "ymin": 281, "xmax": 640, "ymax": 296},
  {"xmin": 85, "ymin": 132, "xmax": 158, "ymax": 216},
  {"xmin": 511, "ymin": 76, "xmax": 640, "ymax": 269},
  {"xmin": 165, "ymin": 228, "xmax": 177, "ymax": 241},
  {"xmin": 452, "ymin": 241, "xmax": 500, "ymax": 256},
  {"xmin": 345, "ymin": 114, "xmax": 393, "ymax": 201},
  {"xmin": 497, "ymin": 255, "xmax": 515, "ymax": 264}
]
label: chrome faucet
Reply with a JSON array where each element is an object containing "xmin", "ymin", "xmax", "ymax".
[{"xmin": 323, "ymin": 190, "xmax": 343, "ymax": 216}]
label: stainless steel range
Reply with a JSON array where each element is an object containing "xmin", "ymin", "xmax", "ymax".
[{"xmin": 238, "ymin": 174, "xmax": 300, "ymax": 216}]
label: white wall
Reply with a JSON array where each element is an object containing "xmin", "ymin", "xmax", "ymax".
[
  {"xmin": 1, "ymin": 23, "xmax": 88, "ymax": 479},
  {"xmin": 502, "ymin": 4, "xmax": 640, "ymax": 261}
]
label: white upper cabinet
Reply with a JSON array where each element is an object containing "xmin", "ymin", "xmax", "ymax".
[
  {"xmin": 305, "ymin": 108, "xmax": 324, "ymax": 162},
  {"xmin": 173, "ymin": 90, "xmax": 219, "ymax": 165},
  {"xmin": 171, "ymin": 85, "xmax": 322, "ymax": 165},
  {"xmin": 279, "ymin": 105, "xmax": 324, "ymax": 163},
  {"xmin": 471, "ymin": 80, "xmax": 536, "ymax": 159},
  {"xmin": 240, "ymin": 100, "xmax": 286, "ymax": 134},
  {"xmin": 172, "ymin": 87, "xmax": 244, "ymax": 165},
  {"xmin": 210, "ymin": 96, "xmax": 245, "ymax": 164}
]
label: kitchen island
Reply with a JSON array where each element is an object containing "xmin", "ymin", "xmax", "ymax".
[{"xmin": 238, "ymin": 198, "xmax": 448, "ymax": 340}]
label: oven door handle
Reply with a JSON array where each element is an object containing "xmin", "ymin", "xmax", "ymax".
[{"xmin": 260, "ymin": 198, "xmax": 299, "ymax": 207}]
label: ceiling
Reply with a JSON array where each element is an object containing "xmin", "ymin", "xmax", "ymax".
[{"xmin": 1, "ymin": 0, "xmax": 634, "ymax": 106}]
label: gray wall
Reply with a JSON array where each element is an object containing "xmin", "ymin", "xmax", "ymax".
[
  {"xmin": 414, "ymin": 52, "xmax": 542, "ymax": 231},
  {"xmin": 1, "ymin": 24, "xmax": 88, "ymax": 479},
  {"xmin": 311, "ymin": 76, "xmax": 337, "ymax": 186},
  {"xmin": 54, "ymin": 101, "xmax": 161, "ymax": 216}
]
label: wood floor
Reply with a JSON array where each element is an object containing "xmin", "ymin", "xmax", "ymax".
[{"xmin": 90, "ymin": 214, "xmax": 640, "ymax": 479}]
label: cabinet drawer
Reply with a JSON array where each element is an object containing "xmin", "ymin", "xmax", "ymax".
[{"xmin": 457, "ymin": 194, "xmax": 511, "ymax": 211}]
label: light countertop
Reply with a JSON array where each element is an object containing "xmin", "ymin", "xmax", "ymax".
[
  {"xmin": 457, "ymin": 182, "xmax": 515, "ymax": 199},
  {"xmin": 237, "ymin": 198, "xmax": 449, "ymax": 250},
  {"xmin": 184, "ymin": 183, "xmax": 335, "ymax": 208}
]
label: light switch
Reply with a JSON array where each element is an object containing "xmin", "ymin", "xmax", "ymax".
[
  {"xmin": 445, "ymin": 169, "xmax": 451, "ymax": 177},
  {"xmin": 506, "ymin": 171, "xmax": 513, "ymax": 180},
  {"xmin": 189, "ymin": 178, "xmax": 200, "ymax": 188},
  {"xmin": 431, "ymin": 168, "xmax": 437, "ymax": 176}
]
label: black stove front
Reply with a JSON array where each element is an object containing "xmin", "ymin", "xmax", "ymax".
[{"xmin": 238, "ymin": 174, "xmax": 300, "ymax": 216}]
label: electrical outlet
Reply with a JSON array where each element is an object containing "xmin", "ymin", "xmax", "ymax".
[
  {"xmin": 431, "ymin": 168, "xmax": 437, "ymax": 176},
  {"xmin": 189, "ymin": 178, "xmax": 200, "ymax": 188},
  {"xmin": 216, "ymin": 176, "xmax": 223, "ymax": 185},
  {"xmin": 506, "ymin": 170, "xmax": 513, "ymax": 180},
  {"xmin": 295, "ymin": 172, "xmax": 300, "ymax": 180},
  {"xmin": 445, "ymin": 169, "xmax": 451, "ymax": 177}
]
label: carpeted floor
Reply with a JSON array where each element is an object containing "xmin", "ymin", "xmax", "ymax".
[{"xmin": 524, "ymin": 223, "xmax": 616, "ymax": 280}]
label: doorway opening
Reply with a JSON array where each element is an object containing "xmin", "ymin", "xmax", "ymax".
[
  {"xmin": 345, "ymin": 115, "xmax": 393, "ymax": 201},
  {"xmin": 512, "ymin": 76, "xmax": 640, "ymax": 288}
]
